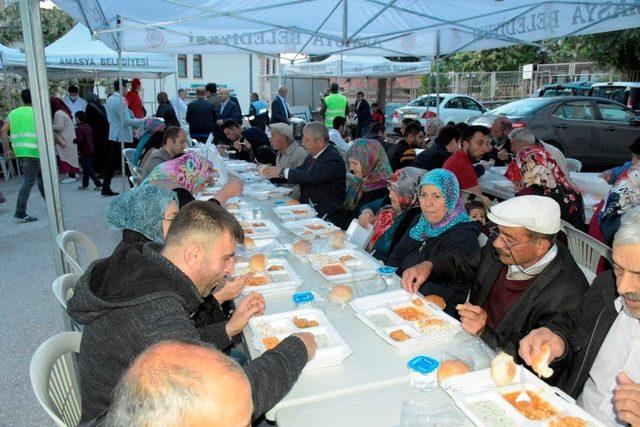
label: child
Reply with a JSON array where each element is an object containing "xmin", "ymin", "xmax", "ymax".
[
  {"xmin": 465, "ymin": 200, "xmax": 487, "ymax": 225},
  {"xmin": 75, "ymin": 111, "xmax": 102, "ymax": 191}
]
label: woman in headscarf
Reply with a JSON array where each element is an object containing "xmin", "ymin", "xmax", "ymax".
[
  {"xmin": 387, "ymin": 169, "xmax": 482, "ymax": 318},
  {"xmin": 598, "ymin": 167, "xmax": 640, "ymax": 246},
  {"xmin": 51, "ymin": 97, "xmax": 80, "ymax": 183},
  {"xmin": 358, "ymin": 167, "xmax": 425, "ymax": 262},
  {"xmin": 106, "ymin": 183, "xmax": 178, "ymax": 253},
  {"xmin": 505, "ymin": 145, "xmax": 585, "ymax": 228},
  {"xmin": 336, "ymin": 139, "xmax": 392, "ymax": 228},
  {"xmin": 125, "ymin": 78, "xmax": 146, "ymax": 119},
  {"xmin": 84, "ymin": 93, "xmax": 109, "ymax": 174}
]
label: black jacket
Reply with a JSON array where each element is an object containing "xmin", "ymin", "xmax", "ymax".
[
  {"xmin": 287, "ymin": 144, "xmax": 346, "ymax": 221},
  {"xmin": 387, "ymin": 219, "xmax": 482, "ymax": 318},
  {"xmin": 218, "ymin": 100, "xmax": 242, "ymax": 125},
  {"xmin": 355, "ymin": 99, "xmax": 372, "ymax": 125},
  {"xmin": 271, "ymin": 96, "xmax": 290, "ymax": 124},
  {"xmin": 546, "ymin": 271, "xmax": 619, "ymax": 397},
  {"xmin": 186, "ymin": 98, "xmax": 216, "ymax": 137},
  {"xmin": 470, "ymin": 242, "xmax": 589, "ymax": 383},
  {"xmin": 386, "ymin": 139, "xmax": 416, "ymax": 171},
  {"xmin": 67, "ymin": 243, "xmax": 308, "ymax": 422},
  {"xmin": 413, "ymin": 144, "xmax": 452, "ymax": 171},
  {"xmin": 155, "ymin": 102, "xmax": 180, "ymax": 127}
]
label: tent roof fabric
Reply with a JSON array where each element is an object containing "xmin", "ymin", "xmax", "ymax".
[
  {"xmin": 51, "ymin": 0, "xmax": 640, "ymax": 57},
  {"xmin": 284, "ymin": 54, "xmax": 431, "ymax": 77}
]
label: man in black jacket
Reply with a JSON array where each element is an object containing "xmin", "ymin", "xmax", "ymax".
[
  {"xmin": 68, "ymin": 202, "xmax": 316, "ymax": 422},
  {"xmin": 186, "ymin": 86, "xmax": 216, "ymax": 141},
  {"xmin": 456, "ymin": 196, "xmax": 588, "ymax": 380},
  {"xmin": 413, "ymin": 125, "xmax": 461, "ymax": 171},
  {"xmin": 261, "ymin": 122, "xmax": 346, "ymax": 222},
  {"xmin": 271, "ymin": 86, "xmax": 291, "ymax": 124},
  {"xmin": 519, "ymin": 208, "xmax": 640, "ymax": 426},
  {"xmin": 355, "ymin": 91, "xmax": 372, "ymax": 137}
]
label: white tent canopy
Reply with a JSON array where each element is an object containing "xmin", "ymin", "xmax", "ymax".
[
  {"xmin": 51, "ymin": 0, "xmax": 640, "ymax": 57},
  {"xmin": 284, "ymin": 54, "xmax": 430, "ymax": 77},
  {"xmin": 1, "ymin": 24, "xmax": 175, "ymax": 77}
]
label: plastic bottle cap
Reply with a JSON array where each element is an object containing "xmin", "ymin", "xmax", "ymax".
[
  {"xmin": 408, "ymin": 356, "xmax": 440, "ymax": 375},
  {"xmin": 377, "ymin": 266, "xmax": 396, "ymax": 276},
  {"xmin": 274, "ymin": 200, "xmax": 286, "ymax": 206},
  {"xmin": 293, "ymin": 291, "xmax": 315, "ymax": 304}
]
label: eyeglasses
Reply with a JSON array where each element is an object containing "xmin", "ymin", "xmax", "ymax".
[{"xmin": 489, "ymin": 228, "xmax": 539, "ymax": 249}]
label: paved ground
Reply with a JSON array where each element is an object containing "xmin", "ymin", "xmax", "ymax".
[{"xmin": 0, "ymin": 173, "xmax": 124, "ymax": 426}]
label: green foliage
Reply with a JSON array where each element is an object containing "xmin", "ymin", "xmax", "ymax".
[{"xmin": 0, "ymin": 3, "xmax": 74, "ymax": 46}]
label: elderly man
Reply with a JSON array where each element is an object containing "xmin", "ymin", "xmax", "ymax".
[
  {"xmin": 260, "ymin": 122, "xmax": 308, "ymax": 200},
  {"xmin": 443, "ymin": 125, "xmax": 492, "ymax": 195},
  {"xmin": 509, "ymin": 127, "xmax": 569, "ymax": 175},
  {"xmin": 140, "ymin": 126, "xmax": 187, "ymax": 179},
  {"xmin": 261, "ymin": 122, "xmax": 346, "ymax": 221},
  {"xmin": 100, "ymin": 341, "xmax": 254, "ymax": 426},
  {"xmin": 456, "ymin": 196, "xmax": 588, "ymax": 377},
  {"xmin": 271, "ymin": 86, "xmax": 291, "ymax": 124},
  {"xmin": 68, "ymin": 202, "xmax": 316, "ymax": 422},
  {"xmin": 485, "ymin": 116, "xmax": 512, "ymax": 166},
  {"xmin": 216, "ymin": 89, "xmax": 242, "ymax": 127},
  {"xmin": 519, "ymin": 207, "xmax": 640, "ymax": 426},
  {"xmin": 221, "ymin": 119, "xmax": 271, "ymax": 163},
  {"xmin": 171, "ymin": 88, "xmax": 188, "ymax": 127},
  {"xmin": 186, "ymin": 87, "xmax": 216, "ymax": 142}
]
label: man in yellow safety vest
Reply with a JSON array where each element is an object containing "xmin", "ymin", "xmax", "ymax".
[{"xmin": 322, "ymin": 83, "xmax": 348, "ymax": 128}]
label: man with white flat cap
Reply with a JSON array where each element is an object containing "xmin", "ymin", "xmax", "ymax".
[{"xmin": 457, "ymin": 195, "xmax": 588, "ymax": 383}]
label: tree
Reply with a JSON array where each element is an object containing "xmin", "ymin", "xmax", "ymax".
[{"xmin": 0, "ymin": 3, "xmax": 74, "ymax": 47}]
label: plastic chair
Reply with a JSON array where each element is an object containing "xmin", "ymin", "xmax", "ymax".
[
  {"xmin": 566, "ymin": 158, "xmax": 582, "ymax": 173},
  {"xmin": 30, "ymin": 331, "xmax": 83, "ymax": 427},
  {"xmin": 345, "ymin": 219, "xmax": 374, "ymax": 250},
  {"xmin": 51, "ymin": 273, "xmax": 83, "ymax": 332},
  {"xmin": 562, "ymin": 221, "xmax": 612, "ymax": 284},
  {"xmin": 56, "ymin": 230, "xmax": 100, "ymax": 274},
  {"xmin": 122, "ymin": 147, "xmax": 137, "ymax": 166}
]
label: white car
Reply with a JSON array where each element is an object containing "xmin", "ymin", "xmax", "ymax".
[{"xmin": 391, "ymin": 93, "xmax": 488, "ymax": 130}]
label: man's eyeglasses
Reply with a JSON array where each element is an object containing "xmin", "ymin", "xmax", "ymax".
[{"xmin": 489, "ymin": 228, "xmax": 539, "ymax": 249}]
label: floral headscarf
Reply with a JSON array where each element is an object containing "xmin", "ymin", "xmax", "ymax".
[
  {"xmin": 344, "ymin": 139, "xmax": 392, "ymax": 211},
  {"xmin": 599, "ymin": 168, "xmax": 640, "ymax": 244},
  {"xmin": 409, "ymin": 169, "xmax": 470, "ymax": 240},
  {"xmin": 106, "ymin": 184, "xmax": 177, "ymax": 244},
  {"xmin": 505, "ymin": 146, "xmax": 582, "ymax": 195},
  {"xmin": 142, "ymin": 151, "xmax": 215, "ymax": 194},
  {"xmin": 368, "ymin": 167, "xmax": 425, "ymax": 251}
]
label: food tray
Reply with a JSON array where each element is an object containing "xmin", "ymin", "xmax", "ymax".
[
  {"xmin": 226, "ymin": 161, "xmax": 257, "ymax": 173},
  {"xmin": 244, "ymin": 187, "xmax": 293, "ymax": 200},
  {"xmin": 349, "ymin": 289, "xmax": 461, "ymax": 352},
  {"xmin": 307, "ymin": 249, "xmax": 380, "ymax": 283},
  {"xmin": 237, "ymin": 238, "xmax": 285, "ymax": 259},
  {"xmin": 248, "ymin": 308, "xmax": 353, "ymax": 371},
  {"xmin": 284, "ymin": 237, "xmax": 357, "ymax": 263},
  {"xmin": 239, "ymin": 171, "xmax": 264, "ymax": 183},
  {"xmin": 239, "ymin": 219, "xmax": 281, "ymax": 239},
  {"xmin": 273, "ymin": 204, "xmax": 317, "ymax": 222},
  {"xmin": 442, "ymin": 367, "xmax": 604, "ymax": 427},
  {"xmin": 235, "ymin": 258, "xmax": 302, "ymax": 296},
  {"xmin": 281, "ymin": 217, "xmax": 340, "ymax": 237}
]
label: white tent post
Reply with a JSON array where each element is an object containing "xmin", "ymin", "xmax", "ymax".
[
  {"xmin": 117, "ymin": 16, "xmax": 126, "ymax": 193},
  {"xmin": 18, "ymin": 0, "xmax": 66, "ymax": 276},
  {"xmin": 435, "ymin": 29, "xmax": 440, "ymax": 117}
]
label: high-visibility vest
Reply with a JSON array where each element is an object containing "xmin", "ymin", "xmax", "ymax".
[
  {"xmin": 251, "ymin": 100, "xmax": 268, "ymax": 116},
  {"xmin": 8, "ymin": 106, "xmax": 39, "ymax": 158},
  {"xmin": 324, "ymin": 93, "xmax": 347, "ymax": 127}
]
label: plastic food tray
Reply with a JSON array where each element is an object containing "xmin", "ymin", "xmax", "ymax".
[
  {"xmin": 238, "ymin": 238, "xmax": 285, "ymax": 258},
  {"xmin": 239, "ymin": 219, "xmax": 281, "ymax": 239},
  {"xmin": 244, "ymin": 187, "xmax": 293, "ymax": 200},
  {"xmin": 281, "ymin": 218, "xmax": 340, "ymax": 237},
  {"xmin": 226, "ymin": 162, "xmax": 258, "ymax": 173},
  {"xmin": 273, "ymin": 204, "xmax": 318, "ymax": 222},
  {"xmin": 235, "ymin": 258, "xmax": 302, "ymax": 296},
  {"xmin": 349, "ymin": 289, "xmax": 461, "ymax": 352},
  {"xmin": 441, "ymin": 367, "xmax": 604, "ymax": 427},
  {"xmin": 249, "ymin": 308, "xmax": 353, "ymax": 371},
  {"xmin": 307, "ymin": 249, "xmax": 380, "ymax": 283},
  {"xmin": 284, "ymin": 237, "xmax": 357, "ymax": 263}
]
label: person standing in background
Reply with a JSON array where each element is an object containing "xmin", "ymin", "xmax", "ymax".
[
  {"xmin": 205, "ymin": 83, "xmax": 220, "ymax": 111},
  {"xmin": 84, "ymin": 93, "xmax": 109, "ymax": 175},
  {"xmin": 249, "ymin": 92, "xmax": 269, "ymax": 131},
  {"xmin": 322, "ymin": 83, "xmax": 348, "ymax": 128},
  {"xmin": 355, "ymin": 91, "xmax": 372, "ymax": 138},
  {"xmin": 126, "ymin": 78, "xmax": 146, "ymax": 119},
  {"xmin": 271, "ymin": 86, "xmax": 291, "ymax": 124},
  {"xmin": 155, "ymin": 92, "xmax": 180, "ymax": 127},
  {"xmin": 186, "ymin": 87, "xmax": 216, "ymax": 142},
  {"xmin": 74, "ymin": 111, "xmax": 103, "ymax": 191},
  {"xmin": 51, "ymin": 97, "xmax": 80, "ymax": 184},
  {"xmin": 63, "ymin": 85, "xmax": 87, "ymax": 123},
  {"xmin": 171, "ymin": 89, "xmax": 188, "ymax": 127}
]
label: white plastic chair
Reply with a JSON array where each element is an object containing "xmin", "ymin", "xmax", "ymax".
[
  {"xmin": 52, "ymin": 273, "xmax": 82, "ymax": 332},
  {"xmin": 122, "ymin": 147, "xmax": 137, "ymax": 166},
  {"xmin": 565, "ymin": 158, "xmax": 583, "ymax": 173},
  {"xmin": 56, "ymin": 230, "xmax": 100, "ymax": 274},
  {"xmin": 345, "ymin": 219, "xmax": 374, "ymax": 250},
  {"xmin": 30, "ymin": 331, "xmax": 83, "ymax": 427},
  {"xmin": 562, "ymin": 221, "xmax": 612, "ymax": 284}
]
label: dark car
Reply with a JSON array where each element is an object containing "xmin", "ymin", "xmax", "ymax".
[
  {"xmin": 468, "ymin": 96, "xmax": 640, "ymax": 168},
  {"xmin": 535, "ymin": 81, "xmax": 593, "ymax": 97}
]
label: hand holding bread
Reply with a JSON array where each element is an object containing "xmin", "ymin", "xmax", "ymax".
[{"xmin": 518, "ymin": 327, "xmax": 565, "ymax": 371}]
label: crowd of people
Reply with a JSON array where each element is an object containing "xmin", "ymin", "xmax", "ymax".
[{"xmin": 2, "ymin": 78, "xmax": 639, "ymax": 426}]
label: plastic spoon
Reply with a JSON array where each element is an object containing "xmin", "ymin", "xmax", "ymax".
[{"xmin": 515, "ymin": 366, "xmax": 531, "ymax": 404}]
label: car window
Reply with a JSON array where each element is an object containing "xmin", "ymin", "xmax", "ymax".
[
  {"xmin": 490, "ymin": 98, "xmax": 547, "ymax": 116},
  {"xmin": 596, "ymin": 101, "xmax": 636, "ymax": 122},
  {"xmin": 552, "ymin": 101, "xmax": 594, "ymax": 120},
  {"xmin": 591, "ymin": 86, "xmax": 627, "ymax": 104},
  {"xmin": 408, "ymin": 96, "xmax": 443, "ymax": 107},
  {"xmin": 462, "ymin": 97, "xmax": 482, "ymax": 111},
  {"xmin": 445, "ymin": 97, "xmax": 464, "ymax": 109}
]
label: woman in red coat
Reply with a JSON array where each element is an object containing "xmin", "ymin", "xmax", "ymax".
[{"xmin": 125, "ymin": 78, "xmax": 146, "ymax": 119}]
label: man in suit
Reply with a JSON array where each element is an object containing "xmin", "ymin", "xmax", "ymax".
[
  {"xmin": 186, "ymin": 87, "xmax": 216, "ymax": 142},
  {"xmin": 214, "ymin": 89, "xmax": 241, "ymax": 145},
  {"xmin": 354, "ymin": 91, "xmax": 372, "ymax": 137},
  {"xmin": 260, "ymin": 122, "xmax": 346, "ymax": 223},
  {"xmin": 271, "ymin": 86, "xmax": 291, "ymax": 124}
]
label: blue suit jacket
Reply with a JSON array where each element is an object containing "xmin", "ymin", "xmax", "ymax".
[
  {"xmin": 218, "ymin": 100, "xmax": 242, "ymax": 124},
  {"xmin": 270, "ymin": 96, "xmax": 290, "ymax": 124}
]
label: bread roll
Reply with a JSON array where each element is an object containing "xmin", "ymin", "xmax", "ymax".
[
  {"xmin": 330, "ymin": 233, "xmax": 346, "ymax": 249},
  {"xmin": 490, "ymin": 352, "xmax": 517, "ymax": 386},
  {"xmin": 328, "ymin": 285, "xmax": 353, "ymax": 304},
  {"xmin": 292, "ymin": 239, "xmax": 312, "ymax": 256},
  {"xmin": 332, "ymin": 230, "xmax": 345, "ymax": 239},
  {"xmin": 287, "ymin": 198, "xmax": 300, "ymax": 206},
  {"xmin": 425, "ymin": 294, "xmax": 446, "ymax": 310},
  {"xmin": 532, "ymin": 344, "xmax": 554, "ymax": 378},
  {"xmin": 243, "ymin": 237, "xmax": 256, "ymax": 249},
  {"xmin": 437, "ymin": 359, "xmax": 471, "ymax": 384},
  {"xmin": 249, "ymin": 254, "xmax": 266, "ymax": 272}
]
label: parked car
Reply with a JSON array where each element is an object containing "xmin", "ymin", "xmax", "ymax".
[
  {"xmin": 391, "ymin": 93, "xmax": 487, "ymax": 131},
  {"xmin": 589, "ymin": 82, "xmax": 640, "ymax": 112},
  {"xmin": 468, "ymin": 96, "xmax": 640, "ymax": 168},
  {"xmin": 534, "ymin": 81, "xmax": 593, "ymax": 97}
]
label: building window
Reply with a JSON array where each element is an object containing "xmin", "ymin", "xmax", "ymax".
[
  {"xmin": 177, "ymin": 54, "xmax": 187, "ymax": 78},
  {"xmin": 266, "ymin": 58, "xmax": 271, "ymax": 74},
  {"xmin": 272, "ymin": 58, "xmax": 277, "ymax": 74},
  {"xmin": 193, "ymin": 54, "xmax": 203, "ymax": 78}
]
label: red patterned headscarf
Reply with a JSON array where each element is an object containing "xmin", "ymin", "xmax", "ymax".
[{"xmin": 505, "ymin": 146, "xmax": 582, "ymax": 195}]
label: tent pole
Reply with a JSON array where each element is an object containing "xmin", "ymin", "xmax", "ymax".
[
  {"xmin": 435, "ymin": 29, "xmax": 440, "ymax": 117},
  {"xmin": 18, "ymin": 0, "xmax": 66, "ymax": 276},
  {"xmin": 117, "ymin": 16, "xmax": 126, "ymax": 193},
  {"xmin": 342, "ymin": 0, "xmax": 348, "ymax": 44}
]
